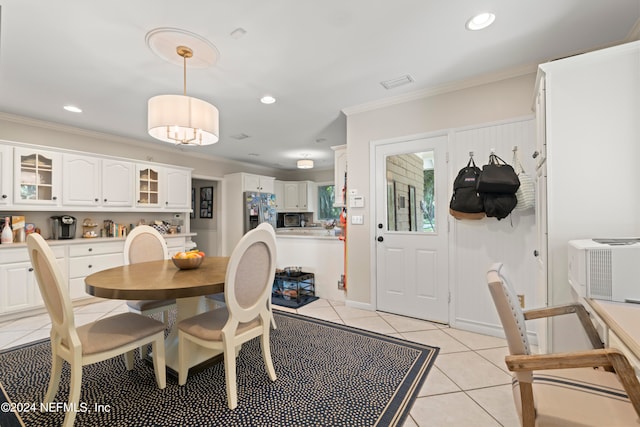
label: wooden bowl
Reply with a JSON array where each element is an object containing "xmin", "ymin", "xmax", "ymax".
[{"xmin": 172, "ymin": 256, "xmax": 203, "ymax": 270}]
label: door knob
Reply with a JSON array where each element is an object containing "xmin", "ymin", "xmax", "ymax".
[
  {"xmin": 378, "ymin": 223, "xmax": 383, "ymax": 229},
  {"xmin": 533, "ymin": 250, "xmax": 539, "ymax": 257},
  {"xmin": 377, "ymin": 236, "xmax": 384, "ymax": 242}
]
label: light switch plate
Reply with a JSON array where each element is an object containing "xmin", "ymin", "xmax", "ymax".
[
  {"xmin": 349, "ymin": 195, "xmax": 365, "ymax": 208},
  {"xmin": 351, "ymin": 215, "xmax": 364, "ymax": 225}
]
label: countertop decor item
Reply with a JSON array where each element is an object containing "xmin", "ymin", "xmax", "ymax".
[{"xmin": 172, "ymin": 256, "xmax": 203, "ymax": 270}]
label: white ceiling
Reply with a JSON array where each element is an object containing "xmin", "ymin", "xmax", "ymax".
[{"xmin": 1, "ymin": 1, "xmax": 638, "ymax": 170}]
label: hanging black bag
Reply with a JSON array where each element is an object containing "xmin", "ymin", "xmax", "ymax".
[
  {"xmin": 483, "ymin": 193, "xmax": 517, "ymax": 220},
  {"xmin": 476, "ymin": 153, "xmax": 520, "ymax": 194},
  {"xmin": 449, "ymin": 157, "xmax": 485, "ymax": 219}
]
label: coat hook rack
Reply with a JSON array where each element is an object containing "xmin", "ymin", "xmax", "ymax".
[
  {"xmin": 512, "ymin": 145, "xmax": 518, "ymax": 153},
  {"xmin": 469, "ymin": 151, "xmax": 474, "ymax": 158}
]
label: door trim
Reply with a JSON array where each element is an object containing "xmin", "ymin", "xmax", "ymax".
[{"xmin": 368, "ymin": 130, "xmax": 450, "ymax": 319}]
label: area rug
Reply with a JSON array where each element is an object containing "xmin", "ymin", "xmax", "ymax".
[{"xmin": 0, "ymin": 311, "xmax": 438, "ymax": 426}]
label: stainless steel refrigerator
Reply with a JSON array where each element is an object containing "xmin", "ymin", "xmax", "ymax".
[{"xmin": 244, "ymin": 192, "xmax": 277, "ymax": 232}]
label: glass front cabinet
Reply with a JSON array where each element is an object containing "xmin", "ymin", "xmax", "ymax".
[
  {"xmin": 136, "ymin": 164, "xmax": 160, "ymax": 207},
  {"xmin": 13, "ymin": 148, "xmax": 61, "ymax": 205}
]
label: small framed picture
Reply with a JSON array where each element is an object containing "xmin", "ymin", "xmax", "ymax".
[{"xmin": 200, "ymin": 186, "xmax": 213, "ymax": 218}]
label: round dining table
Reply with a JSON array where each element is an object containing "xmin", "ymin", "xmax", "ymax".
[{"xmin": 85, "ymin": 256, "xmax": 229, "ymax": 373}]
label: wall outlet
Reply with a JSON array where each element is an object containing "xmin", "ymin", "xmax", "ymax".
[{"xmin": 517, "ymin": 294, "xmax": 525, "ymax": 308}]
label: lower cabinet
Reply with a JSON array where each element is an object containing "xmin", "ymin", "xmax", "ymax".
[
  {"xmin": 68, "ymin": 241, "xmax": 125, "ymax": 300},
  {"xmin": 0, "ymin": 246, "xmax": 65, "ymax": 313}
]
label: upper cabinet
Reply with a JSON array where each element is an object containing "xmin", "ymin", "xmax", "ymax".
[
  {"xmin": 164, "ymin": 167, "xmax": 191, "ymax": 209},
  {"xmin": 62, "ymin": 155, "xmax": 135, "ymax": 207},
  {"xmin": 136, "ymin": 164, "xmax": 191, "ymax": 209},
  {"xmin": 136, "ymin": 164, "xmax": 160, "ymax": 207},
  {"xmin": 240, "ymin": 173, "xmax": 274, "ymax": 193},
  {"xmin": 0, "ymin": 145, "xmax": 12, "ymax": 205},
  {"xmin": 332, "ymin": 145, "xmax": 347, "ymax": 207},
  {"xmin": 1, "ymin": 140, "xmax": 191, "ymax": 212},
  {"xmin": 13, "ymin": 147, "xmax": 61, "ymax": 206},
  {"xmin": 274, "ymin": 180, "xmax": 284, "ymax": 211},
  {"xmin": 281, "ymin": 181, "xmax": 316, "ymax": 212}
]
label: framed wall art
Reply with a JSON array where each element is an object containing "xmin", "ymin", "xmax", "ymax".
[{"xmin": 200, "ymin": 186, "xmax": 213, "ymax": 219}]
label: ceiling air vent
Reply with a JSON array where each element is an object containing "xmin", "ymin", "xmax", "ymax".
[
  {"xmin": 230, "ymin": 133, "xmax": 250, "ymax": 140},
  {"xmin": 380, "ymin": 74, "xmax": 414, "ymax": 90}
]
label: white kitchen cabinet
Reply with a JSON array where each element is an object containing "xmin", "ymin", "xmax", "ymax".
[
  {"xmin": 164, "ymin": 167, "xmax": 191, "ymax": 209},
  {"xmin": 13, "ymin": 147, "xmax": 61, "ymax": 206},
  {"xmin": 0, "ymin": 145, "xmax": 12, "ymax": 206},
  {"xmin": 239, "ymin": 173, "xmax": 274, "ymax": 193},
  {"xmin": 68, "ymin": 241, "xmax": 125, "ymax": 300},
  {"xmin": 331, "ymin": 145, "xmax": 347, "ymax": 207},
  {"xmin": 0, "ymin": 246, "xmax": 65, "ymax": 313},
  {"xmin": 64, "ymin": 155, "xmax": 135, "ymax": 207},
  {"xmin": 274, "ymin": 180, "xmax": 284, "ymax": 211},
  {"xmin": 136, "ymin": 164, "xmax": 161, "ymax": 207},
  {"xmin": 534, "ymin": 41, "xmax": 640, "ymax": 352},
  {"xmin": 282, "ymin": 181, "xmax": 316, "ymax": 212},
  {"xmin": 136, "ymin": 164, "xmax": 191, "ymax": 209}
]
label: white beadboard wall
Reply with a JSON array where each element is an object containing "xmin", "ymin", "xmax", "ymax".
[{"xmin": 449, "ymin": 117, "xmax": 538, "ymax": 341}]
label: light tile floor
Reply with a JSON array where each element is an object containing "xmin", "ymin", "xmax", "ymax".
[{"xmin": 0, "ymin": 298, "xmax": 520, "ymax": 427}]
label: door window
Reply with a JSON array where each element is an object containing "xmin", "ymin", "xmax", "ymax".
[{"xmin": 385, "ymin": 151, "xmax": 435, "ymax": 232}]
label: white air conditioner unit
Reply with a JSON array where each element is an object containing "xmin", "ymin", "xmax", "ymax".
[{"xmin": 568, "ymin": 239, "xmax": 640, "ymax": 303}]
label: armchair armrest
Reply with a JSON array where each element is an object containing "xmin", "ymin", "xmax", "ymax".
[
  {"xmin": 523, "ymin": 303, "xmax": 604, "ymax": 350},
  {"xmin": 506, "ymin": 348, "xmax": 640, "ymax": 417}
]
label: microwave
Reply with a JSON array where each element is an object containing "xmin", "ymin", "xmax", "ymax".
[{"xmin": 283, "ymin": 214, "xmax": 301, "ymax": 227}]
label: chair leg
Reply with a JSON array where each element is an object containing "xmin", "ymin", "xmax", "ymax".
[
  {"xmin": 261, "ymin": 324, "xmax": 277, "ymax": 381},
  {"xmin": 44, "ymin": 353, "xmax": 63, "ymax": 404},
  {"xmin": 178, "ymin": 332, "xmax": 188, "ymax": 386},
  {"xmin": 151, "ymin": 334, "xmax": 166, "ymax": 389},
  {"xmin": 63, "ymin": 361, "xmax": 82, "ymax": 427},
  {"xmin": 268, "ymin": 299, "xmax": 277, "ymax": 330},
  {"xmin": 223, "ymin": 339, "xmax": 238, "ymax": 409},
  {"xmin": 124, "ymin": 350, "xmax": 135, "ymax": 370}
]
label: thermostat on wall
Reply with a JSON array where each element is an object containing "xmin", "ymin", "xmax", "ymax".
[{"xmin": 349, "ymin": 195, "xmax": 364, "ymax": 208}]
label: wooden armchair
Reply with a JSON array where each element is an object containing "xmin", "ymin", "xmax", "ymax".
[{"xmin": 487, "ymin": 262, "xmax": 640, "ymax": 426}]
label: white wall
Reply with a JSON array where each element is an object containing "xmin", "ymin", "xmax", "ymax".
[{"xmin": 344, "ymin": 73, "xmax": 537, "ymax": 306}]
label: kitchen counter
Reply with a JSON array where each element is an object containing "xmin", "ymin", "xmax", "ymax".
[
  {"xmin": 0, "ymin": 233, "xmax": 197, "ymax": 249},
  {"xmin": 276, "ymin": 227, "xmax": 342, "ymax": 239}
]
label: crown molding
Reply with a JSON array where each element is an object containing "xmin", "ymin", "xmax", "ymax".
[
  {"xmin": 0, "ymin": 112, "xmax": 281, "ymax": 174},
  {"xmin": 341, "ymin": 63, "xmax": 537, "ymax": 117}
]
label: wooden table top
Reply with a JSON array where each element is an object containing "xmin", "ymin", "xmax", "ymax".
[{"xmin": 85, "ymin": 257, "xmax": 229, "ymax": 300}]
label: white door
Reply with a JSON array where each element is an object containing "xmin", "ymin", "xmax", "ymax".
[{"xmin": 375, "ymin": 134, "xmax": 449, "ymax": 323}]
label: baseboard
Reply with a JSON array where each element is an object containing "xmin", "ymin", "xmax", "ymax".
[{"xmin": 345, "ymin": 299, "xmax": 375, "ymax": 311}]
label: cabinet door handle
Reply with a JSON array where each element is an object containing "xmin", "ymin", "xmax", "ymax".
[
  {"xmin": 532, "ymin": 151, "xmax": 539, "ymax": 159},
  {"xmin": 88, "ymin": 264, "xmax": 93, "ymax": 269},
  {"xmin": 88, "ymin": 248, "xmax": 93, "ymax": 252},
  {"xmin": 1, "ymin": 194, "xmax": 6, "ymax": 199},
  {"xmin": 94, "ymin": 198, "xmax": 99, "ymax": 202},
  {"xmin": 28, "ymin": 267, "xmax": 34, "ymax": 272},
  {"xmin": 52, "ymin": 196, "xmax": 57, "ymax": 200},
  {"xmin": 104, "ymin": 198, "xmax": 107, "ymax": 202},
  {"xmin": 533, "ymin": 250, "xmax": 539, "ymax": 257}
]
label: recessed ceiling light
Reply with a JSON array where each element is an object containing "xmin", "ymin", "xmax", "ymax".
[
  {"xmin": 260, "ymin": 95, "xmax": 276, "ymax": 104},
  {"xmin": 466, "ymin": 12, "xmax": 496, "ymax": 30},
  {"xmin": 63, "ymin": 105, "xmax": 82, "ymax": 113}
]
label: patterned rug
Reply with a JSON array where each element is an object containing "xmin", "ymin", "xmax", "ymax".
[{"xmin": 0, "ymin": 311, "xmax": 438, "ymax": 426}]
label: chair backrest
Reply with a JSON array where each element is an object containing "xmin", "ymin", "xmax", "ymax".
[
  {"xmin": 224, "ymin": 226, "xmax": 277, "ymax": 324},
  {"xmin": 487, "ymin": 262, "xmax": 532, "ymax": 383},
  {"xmin": 124, "ymin": 225, "xmax": 169, "ymax": 265},
  {"xmin": 256, "ymin": 222, "xmax": 276, "ymax": 238},
  {"xmin": 27, "ymin": 233, "xmax": 77, "ymax": 342}
]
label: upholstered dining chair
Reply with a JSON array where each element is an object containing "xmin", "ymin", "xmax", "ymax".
[
  {"xmin": 27, "ymin": 233, "xmax": 166, "ymax": 427},
  {"xmin": 178, "ymin": 226, "xmax": 278, "ymax": 409},
  {"xmin": 124, "ymin": 225, "xmax": 176, "ymax": 356},
  {"xmin": 487, "ymin": 262, "xmax": 640, "ymax": 426},
  {"xmin": 205, "ymin": 222, "xmax": 278, "ymax": 329}
]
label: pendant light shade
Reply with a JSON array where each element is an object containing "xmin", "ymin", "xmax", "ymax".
[
  {"xmin": 148, "ymin": 95, "xmax": 219, "ymax": 145},
  {"xmin": 147, "ymin": 45, "xmax": 219, "ymax": 146}
]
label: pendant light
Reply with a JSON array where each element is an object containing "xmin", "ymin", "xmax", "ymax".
[{"xmin": 148, "ymin": 46, "xmax": 219, "ymax": 146}]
